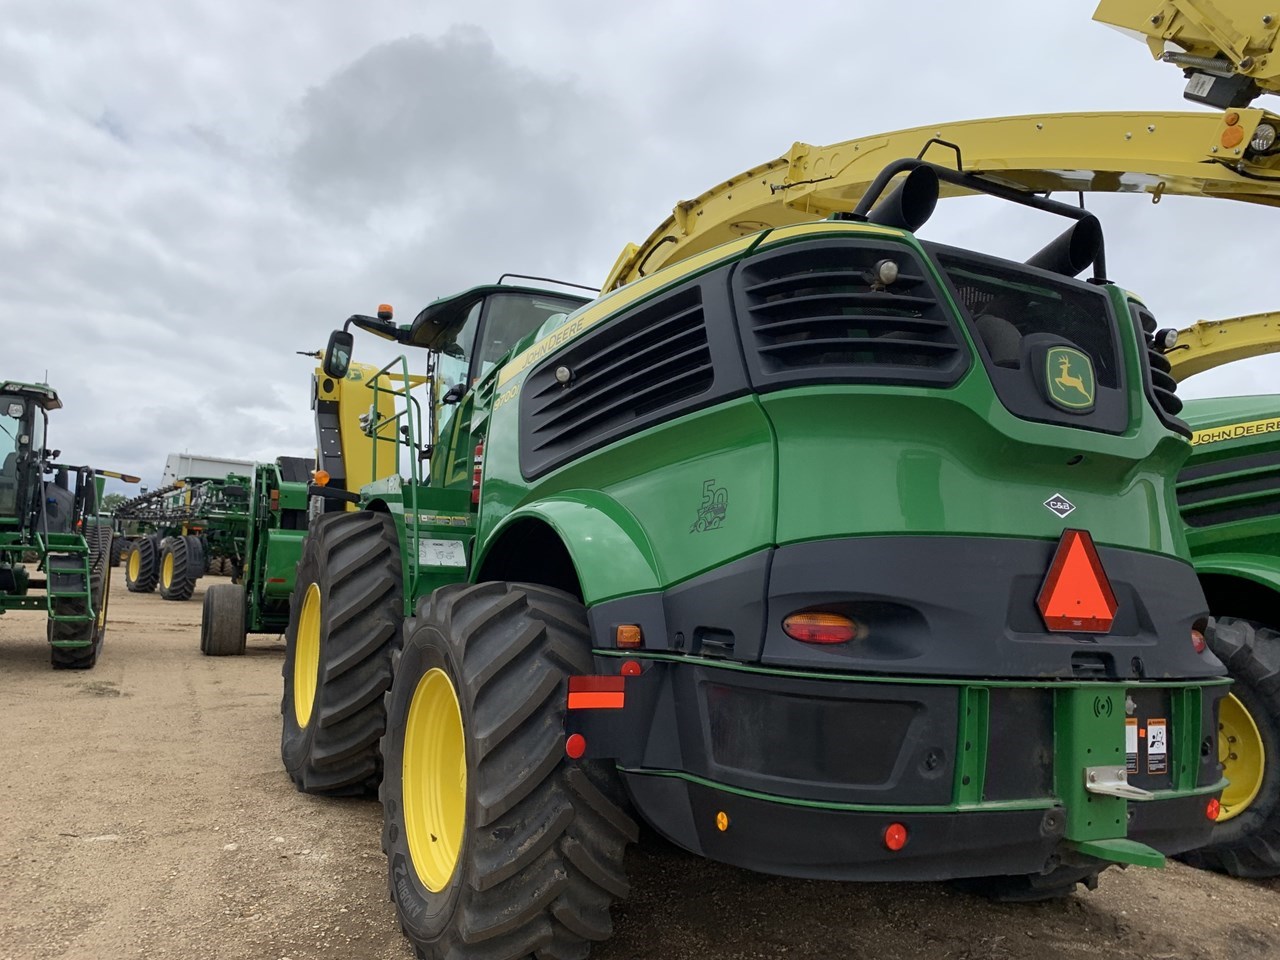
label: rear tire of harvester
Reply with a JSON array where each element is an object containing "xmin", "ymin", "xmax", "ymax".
[
  {"xmin": 1180, "ymin": 617, "xmax": 1280, "ymax": 878},
  {"xmin": 124, "ymin": 535, "xmax": 159, "ymax": 593},
  {"xmin": 157, "ymin": 536, "xmax": 198, "ymax": 601},
  {"xmin": 280, "ymin": 511, "xmax": 402, "ymax": 796},
  {"xmin": 380, "ymin": 581, "xmax": 637, "ymax": 960},
  {"xmin": 201, "ymin": 583, "xmax": 247, "ymax": 656},
  {"xmin": 49, "ymin": 522, "xmax": 112, "ymax": 670},
  {"xmin": 950, "ymin": 863, "xmax": 1105, "ymax": 902}
]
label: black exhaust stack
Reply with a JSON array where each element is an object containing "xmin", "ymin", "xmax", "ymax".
[
  {"xmin": 1026, "ymin": 216, "xmax": 1103, "ymax": 278},
  {"xmin": 865, "ymin": 165, "xmax": 939, "ymax": 233}
]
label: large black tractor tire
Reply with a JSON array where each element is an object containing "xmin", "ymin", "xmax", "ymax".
[
  {"xmin": 201, "ymin": 583, "xmax": 247, "ymax": 656},
  {"xmin": 951, "ymin": 863, "xmax": 1105, "ymax": 902},
  {"xmin": 48, "ymin": 522, "xmax": 112, "ymax": 670},
  {"xmin": 1181, "ymin": 617, "xmax": 1280, "ymax": 877},
  {"xmin": 109, "ymin": 535, "xmax": 122, "ymax": 568},
  {"xmin": 124, "ymin": 535, "xmax": 159, "ymax": 593},
  {"xmin": 281, "ymin": 511, "xmax": 403, "ymax": 796},
  {"xmin": 157, "ymin": 536, "xmax": 199, "ymax": 601},
  {"xmin": 381, "ymin": 582, "xmax": 638, "ymax": 960}
]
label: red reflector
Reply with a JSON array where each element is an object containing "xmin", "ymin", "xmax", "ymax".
[
  {"xmin": 1206, "ymin": 797, "xmax": 1221, "ymax": 820},
  {"xmin": 884, "ymin": 822, "xmax": 908, "ymax": 851},
  {"xmin": 1036, "ymin": 529, "xmax": 1118, "ymax": 633},
  {"xmin": 567, "ymin": 675, "xmax": 625, "ymax": 710},
  {"xmin": 565, "ymin": 733, "xmax": 586, "ymax": 759},
  {"xmin": 267, "ymin": 578, "xmax": 286, "ymax": 584},
  {"xmin": 1191, "ymin": 629, "xmax": 1207, "ymax": 654},
  {"xmin": 620, "ymin": 660, "xmax": 643, "ymax": 676}
]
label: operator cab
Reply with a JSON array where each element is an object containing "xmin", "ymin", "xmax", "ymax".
[
  {"xmin": 0, "ymin": 382, "xmax": 58, "ymax": 522},
  {"xmin": 405, "ymin": 285, "xmax": 590, "ymax": 397}
]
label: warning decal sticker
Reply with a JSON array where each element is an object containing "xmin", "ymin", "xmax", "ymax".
[
  {"xmin": 1126, "ymin": 718, "xmax": 1139, "ymax": 774},
  {"xmin": 1146, "ymin": 718, "xmax": 1168, "ymax": 775}
]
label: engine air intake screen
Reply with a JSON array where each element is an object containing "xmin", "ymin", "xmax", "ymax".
[{"xmin": 731, "ymin": 239, "xmax": 968, "ymax": 391}]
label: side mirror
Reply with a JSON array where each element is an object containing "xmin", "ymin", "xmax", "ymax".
[
  {"xmin": 323, "ymin": 330, "xmax": 354, "ymax": 379},
  {"xmin": 441, "ymin": 383, "xmax": 466, "ymax": 405}
]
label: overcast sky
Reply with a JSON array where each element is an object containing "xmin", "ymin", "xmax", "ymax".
[{"xmin": 4, "ymin": 1, "xmax": 1277, "ymax": 493}]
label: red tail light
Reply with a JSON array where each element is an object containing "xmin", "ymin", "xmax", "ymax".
[
  {"xmin": 1191, "ymin": 628, "xmax": 1207, "ymax": 654},
  {"xmin": 782, "ymin": 612, "xmax": 862, "ymax": 644},
  {"xmin": 471, "ymin": 441, "xmax": 484, "ymax": 505}
]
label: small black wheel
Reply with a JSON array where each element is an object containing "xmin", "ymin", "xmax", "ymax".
[
  {"xmin": 109, "ymin": 535, "xmax": 122, "ymax": 568},
  {"xmin": 49, "ymin": 521, "xmax": 112, "ymax": 670},
  {"xmin": 381, "ymin": 581, "xmax": 637, "ymax": 960},
  {"xmin": 281, "ymin": 511, "xmax": 403, "ymax": 795},
  {"xmin": 201, "ymin": 583, "xmax": 247, "ymax": 656},
  {"xmin": 158, "ymin": 536, "xmax": 198, "ymax": 601},
  {"xmin": 1181, "ymin": 617, "xmax": 1280, "ymax": 877},
  {"xmin": 124, "ymin": 535, "xmax": 159, "ymax": 593}
]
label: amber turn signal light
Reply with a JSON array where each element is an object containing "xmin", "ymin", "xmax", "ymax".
[
  {"xmin": 616, "ymin": 624, "xmax": 643, "ymax": 648},
  {"xmin": 313, "ymin": 469, "xmax": 331, "ymax": 486}
]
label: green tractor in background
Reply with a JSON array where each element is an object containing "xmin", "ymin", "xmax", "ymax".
[
  {"xmin": 282, "ymin": 161, "xmax": 1231, "ymax": 960},
  {"xmin": 0, "ymin": 379, "xmax": 135, "ymax": 669}
]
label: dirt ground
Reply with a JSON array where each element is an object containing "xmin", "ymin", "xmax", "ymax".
[{"xmin": 1, "ymin": 570, "xmax": 1278, "ymax": 960}]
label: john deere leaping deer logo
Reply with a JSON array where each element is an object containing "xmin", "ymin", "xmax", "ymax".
[{"xmin": 1045, "ymin": 346, "xmax": 1095, "ymax": 412}]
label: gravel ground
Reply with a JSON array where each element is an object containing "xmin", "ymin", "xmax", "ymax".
[{"xmin": 1, "ymin": 569, "xmax": 1278, "ymax": 960}]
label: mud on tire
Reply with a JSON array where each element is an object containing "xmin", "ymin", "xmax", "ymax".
[
  {"xmin": 281, "ymin": 511, "xmax": 403, "ymax": 795},
  {"xmin": 381, "ymin": 581, "xmax": 637, "ymax": 960},
  {"xmin": 1181, "ymin": 617, "xmax": 1280, "ymax": 877}
]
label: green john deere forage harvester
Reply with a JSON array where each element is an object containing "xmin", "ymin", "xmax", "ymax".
[
  {"xmin": 283, "ymin": 161, "xmax": 1230, "ymax": 960},
  {"xmin": 1174, "ymin": 396, "xmax": 1280, "ymax": 876},
  {"xmin": 0, "ymin": 380, "xmax": 115, "ymax": 669}
]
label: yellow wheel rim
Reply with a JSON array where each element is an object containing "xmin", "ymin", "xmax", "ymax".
[
  {"xmin": 403, "ymin": 667, "xmax": 467, "ymax": 893},
  {"xmin": 161, "ymin": 552, "xmax": 173, "ymax": 588},
  {"xmin": 127, "ymin": 549, "xmax": 140, "ymax": 581},
  {"xmin": 1218, "ymin": 693, "xmax": 1266, "ymax": 822},
  {"xmin": 293, "ymin": 583, "xmax": 322, "ymax": 728}
]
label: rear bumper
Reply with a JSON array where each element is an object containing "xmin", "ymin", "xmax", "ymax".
[
  {"xmin": 568, "ymin": 654, "xmax": 1226, "ymax": 881},
  {"xmin": 622, "ymin": 770, "xmax": 1218, "ymax": 881}
]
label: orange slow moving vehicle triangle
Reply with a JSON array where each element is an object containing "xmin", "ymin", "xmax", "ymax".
[{"xmin": 1036, "ymin": 529, "xmax": 1118, "ymax": 632}]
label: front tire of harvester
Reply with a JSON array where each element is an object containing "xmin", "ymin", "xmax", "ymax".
[
  {"xmin": 951, "ymin": 863, "xmax": 1105, "ymax": 902},
  {"xmin": 49, "ymin": 522, "xmax": 112, "ymax": 670},
  {"xmin": 124, "ymin": 535, "xmax": 159, "ymax": 593},
  {"xmin": 1180, "ymin": 617, "xmax": 1280, "ymax": 877},
  {"xmin": 157, "ymin": 536, "xmax": 197, "ymax": 601},
  {"xmin": 280, "ymin": 511, "xmax": 403, "ymax": 796},
  {"xmin": 381, "ymin": 582, "xmax": 638, "ymax": 960},
  {"xmin": 202, "ymin": 583, "xmax": 247, "ymax": 656}
]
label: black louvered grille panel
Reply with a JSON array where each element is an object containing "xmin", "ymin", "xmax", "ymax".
[
  {"xmin": 1131, "ymin": 305, "xmax": 1188, "ymax": 435},
  {"xmin": 1177, "ymin": 450, "xmax": 1280, "ymax": 528},
  {"xmin": 520, "ymin": 284, "xmax": 726, "ymax": 479},
  {"xmin": 735, "ymin": 242, "xmax": 966, "ymax": 387}
]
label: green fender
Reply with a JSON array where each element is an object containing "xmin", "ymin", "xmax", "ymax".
[
  {"xmin": 1193, "ymin": 552, "xmax": 1280, "ymax": 596},
  {"xmin": 477, "ymin": 492, "xmax": 662, "ymax": 604}
]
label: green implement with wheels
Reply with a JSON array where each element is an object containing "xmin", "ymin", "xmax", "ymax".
[
  {"xmin": 282, "ymin": 161, "xmax": 1229, "ymax": 960},
  {"xmin": 193, "ymin": 459, "xmax": 315, "ymax": 656},
  {"xmin": 0, "ymin": 379, "xmax": 123, "ymax": 669}
]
